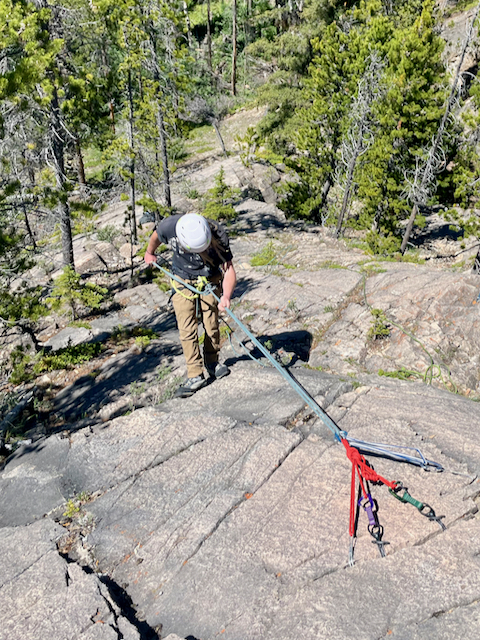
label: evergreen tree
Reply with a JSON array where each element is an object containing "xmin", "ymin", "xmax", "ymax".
[
  {"xmin": 278, "ymin": 1, "xmax": 391, "ymax": 221},
  {"xmin": 353, "ymin": 0, "xmax": 448, "ymax": 251},
  {"xmin": 274, "ymin": 0, "xmax": 452, "ymax": 252}
]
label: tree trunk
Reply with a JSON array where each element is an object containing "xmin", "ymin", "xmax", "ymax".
[
  {"xmin": 23, "ymin": 204, "xmax": 36, "ymax": 251},
  {"xmin": 183, "ymin": 1, "xmax": 193, "ymax": 51},
  {"xmin": 127, "ymin": 69, "xmax": 137, "ymax": 244},
  {"xmin": 51, "ymin": 86, "xmax": 74, "ymax": 268},
  {"xmin": 206, "ymin": 0, "xmax": 212, "ymax": 72},
  {"xmin": 400, "ymin": 203, "xmax": 418, "ymax": 254},
  {"xmin": 211, "ymin": 117, "xmax": 228, "ymax": 157},
  {"xmin": 321, "ymin": 176, "xmax": 332, "ymax": 207},
  {"xmin": 231, "ymin": 0, "xmax": 237, "ymax": 96},
  {"xmin": 157, "ymin": 104, "xmax": 171, "ymax": 208},
  {"xmin": 75, "ymin": 137, "xmax": 87, "ymax": 188},
  {"xmin": 335, "ymin": 153, "xmax": 358, "ymax": 237},
  {"xmin": 36, "ymin": 0, "xmax": 74, "ymax": 267},
  {"xmin": 109, "ymin": 101, "xmax": 116, "ymax": 134},
  {"xmin": 371, "ymin": 205, "xmax": 383, "ymax": 233},
  {"xmin": 246, "ymin": 0, "xmax": 253, "ymax": 44}
]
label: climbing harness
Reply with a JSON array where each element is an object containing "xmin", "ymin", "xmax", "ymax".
[
  {"xmin": 170, "ymin": 275, "xmax": 209, "ymax": 319},
  {"xmin": 170, "ymin": 275, "xmax": 209, "ymax": 300},
  {"xmin": 152, "ymin": 259, "xmax": 446, "ymax": 565}
]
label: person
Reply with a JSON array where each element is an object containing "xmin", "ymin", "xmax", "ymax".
[{"xmin": 144, "ymin": 213, "xmax": 237, "ymax": 398}]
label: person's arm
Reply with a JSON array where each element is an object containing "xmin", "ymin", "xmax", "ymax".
[
  {"xmin": 144, "ymin": 230, "xmax": 161, "ymax": 264},
  {"xmin": 219, "ymin": 261, "xmax": 236, "ymax": 311}
]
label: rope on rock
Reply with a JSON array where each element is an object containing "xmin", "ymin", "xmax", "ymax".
[{"xmin": 152, "ymin": 259, "xmax": 446, "ymax": 565}]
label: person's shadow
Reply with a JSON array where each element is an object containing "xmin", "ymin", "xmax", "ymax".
[{"xmin": 225, "ymin": 329, "xmax": 313, "ymax": 368}]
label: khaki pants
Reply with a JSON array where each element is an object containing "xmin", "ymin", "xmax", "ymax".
[{"xmin": 172, "ymin": 278, "xmax": 222, "ymax": 378}]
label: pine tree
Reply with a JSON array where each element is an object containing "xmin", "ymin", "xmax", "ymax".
[
  {"xmin": 278, "ymin": 1, "xmax": 389, "ymax": 221},
  {"xmin": 353, "ymin": 0, "xmax": 448, "ymax": 251},
  {"xmin": 399, "ymin": 0, "xmax": 480, "ymax": 253}
]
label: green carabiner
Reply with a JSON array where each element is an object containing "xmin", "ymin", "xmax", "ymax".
[{"xmin": 389, "ymin": 483, "xmax": 424, "ymax": 511}]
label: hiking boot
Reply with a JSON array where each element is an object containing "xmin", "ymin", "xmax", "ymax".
[
  {"xmin": 174, "ymin": 374, "xmax": 207, "ymax": 398},
  {"xmin": 206, "ymin": 362, "xmax": 230, "ymax": 379}
]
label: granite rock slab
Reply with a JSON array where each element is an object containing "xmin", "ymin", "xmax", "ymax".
[
  {"xmin": 0, "ymin": 435, "xmax": 70, "ymax": 527},
  {"xmin": 0, "ymin": 519, "xmax": 141, "ymax": 640}
]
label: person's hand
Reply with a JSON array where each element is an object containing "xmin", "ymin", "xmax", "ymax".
[
  {"xmin": 144, "ymin": 251, "xmax": 157, "ymax": 265},
  {"xmin": 218, "ymin": 295, "xmax": 230, "ymax": 312}
]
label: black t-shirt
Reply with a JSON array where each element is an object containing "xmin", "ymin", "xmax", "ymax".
[{"xmin": 156, "ymin": 214, "xmax": 233, "ymax": 280}]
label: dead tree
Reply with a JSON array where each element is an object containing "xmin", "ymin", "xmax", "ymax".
[
  {"xmin": 206, "ymin": 0, "xmax": 213, "ymax": 72},
  {"xmin": 183, "ymin": 1, "xmax": 193, "ymax": 51},
  {"xmin": 183, "ymin": 95, "xmax": 230, "ymax": 158},
  {"xmin": 335, "ymin": 53, "xmax": 386, "ymax": 237},
  {"xmin": 400, "ymin": 1, "xmax": 480, "ymax": 254},
  {"xmin": 232, "ymin": 0, "xmax": 237, "ymax": 96}
]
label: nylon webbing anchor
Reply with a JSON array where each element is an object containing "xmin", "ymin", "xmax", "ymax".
[
  {"xmin": 360, "ymin": 494, "xmax": 390, "ymax": 558},
  {"xmin": 389, "ymin": 483, "xmax": 446, "ymax": 531}
]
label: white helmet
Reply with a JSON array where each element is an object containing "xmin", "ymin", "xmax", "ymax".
[{"xmin": 176, "ymin": 214, "xmax": 212, "ymax": 253}]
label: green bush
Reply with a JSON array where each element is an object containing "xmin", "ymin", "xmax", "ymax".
[
  {"xmin": 251, "ymin": 241, "xmax": 278, "ymax": 266},
  {"xmin": 47, "ymin": 266, "xmax": 108, "ymax": 320},
  {"xmin": 202, "ymin": 166, "xmax": 239, "ymax": 221},
  {"xmin": 365, "ymin": 231, "xmax": 401, "ymax": 256},
  {"xmin": 97, "ymin": 225, "xmax": 121, "ymax": 243},
  {"xmin": 367, "ymin": 308, "xmax": 390, "ymax": 341},
  {"xmin": 10, "ymin": 342, "xmax": 105, "ymax": 384},
  {"xmin": 110, "ymin": 326, "xmax": 157, "ymax": 344}
]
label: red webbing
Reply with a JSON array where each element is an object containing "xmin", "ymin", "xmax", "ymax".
[
  {"xmin": 342, "ymin": 438, "xmax": 397, "ymax": 490},
  {"xmin": 342, "ymin": 438, "xmax": 397, "ymax": 538}
]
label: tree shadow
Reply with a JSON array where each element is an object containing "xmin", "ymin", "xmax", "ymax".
[
  {"xmin": 53, "ymin": 313, "xmax": 182, "ymax": 424},
  {"xmin": 412, "ymin": 222, "xmax": 464, "ymax": 244},
  {"xmin": 230, "ymin": 205, "xmax": 288, "ymax": 235}
]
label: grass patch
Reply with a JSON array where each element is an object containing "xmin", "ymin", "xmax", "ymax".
[
  {"xmin": 251, "ymin": 241, "xmax": 277, "ymax": 267},
  {"xmin": 360, "ymin": 263, "xmax": 387, "ymax": 274},
  {"xmin": 378, "ymin": 368, "xmax": 418, "ymax": 381},
  {"xmin": 10, "ymin": 342, "xmax": 105, "ymax": 385},
  {"xmin": 367, "ymin": 308, "xmax": 390, "ymax": 341},
  {"xmin": 318, "ymin": 260, "xmax": 346, "ymax": 270},
  {"xmin": 184, "ymin": 124, "xmax": 217, "ymax": 158},
  {"xmin": 157, "ymin": 376, "xmax": 183, "ymax": 403},
  {"xmin": 83, "ymin": 146, "xmax": 106, "ymax": 182},
  {"xmin": 445, "ymin": 0, "xmax": 478, "ymax": 17},
  {"xmin": 110, "ymin": 326, "xmax": 158, "ymax": 345},
  {"xmin": 68, "ymin": 320, "xmax": 92, "ymax": 329}
]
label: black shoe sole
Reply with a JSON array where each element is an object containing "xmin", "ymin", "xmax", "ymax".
[
  {"xmin": 174, "ymin": 389, "xmax": 196, "ymax": 398},
  {"xmin": 174, "ymin": 382, "xmax": 207, "ymax": 398}
]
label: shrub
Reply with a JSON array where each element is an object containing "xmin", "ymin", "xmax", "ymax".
[
  {"xmin": 97, "ymin": 225, "xmax": 121, "ymax": 243},
  {"xmin": 10, "ymin": 342, "xmax": 105, "ymax": 384},
  {"xmin": 202, "ymin": 166, "xmax": 240, "ymax": 221},
  {"xmin": 47, "ymin": 266, "xmax": 108, "ymax": 320},
  {"xmin": 251, "ymin": 241, "xmax": 277, "ymax": 266},
  {"xmin": 367, "ymin": 308, "xmax": 390, "ymax": 340}
]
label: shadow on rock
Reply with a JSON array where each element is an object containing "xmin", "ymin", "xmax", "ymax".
[
  {"xmin": 225, "ymin": 329, "xmax": 313, "ymax": 368},
  {"xmin": 99, "ymin": 573, "xmax": 163, "ymax": 640},
  {"xmin": 233, "ymin": 275, "xmax": 259, "ymax": 301},
  {"xmin": 53, "ymin": 341, "xmax": 182, "ymax": 423}
]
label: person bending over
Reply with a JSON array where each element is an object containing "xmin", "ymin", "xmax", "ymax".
[{"xmin": 145, "ymin": 213, "xmax": 237, "ymax": 398}]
